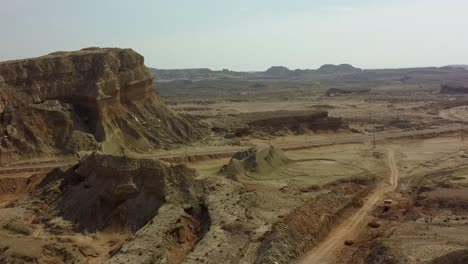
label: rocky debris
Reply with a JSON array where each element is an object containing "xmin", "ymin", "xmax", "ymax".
[
  {"xmin": 365, "ymin": 241, "xmax": 399, "ymax": 264},
  {"xmin": 0, "ymin": 47, "xmax": 207, "ymax": 162},
  {"xmin": 317, "ymin": 64, "xmax": 362, "ymax": 74},
  {"xmin": 439, "ymin": 84, "xmax": 468, "ymax": 94},
  {"xmin": 3, "ymin": 219, "xmax": 33, "ymax": 235}
]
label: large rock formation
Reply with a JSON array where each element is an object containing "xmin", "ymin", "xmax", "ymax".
[
  {"xmin": 0, "ymin": 48, "xmax": 207, "ymax": 161},
  {"xmin": 37, "ymin": 152, "xmax": 206, "ymax": 232}
]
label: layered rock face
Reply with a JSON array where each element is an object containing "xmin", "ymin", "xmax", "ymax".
[
  {"xmin": 37, "ymin": 152, "xmax": 205, "ymax": 232},
  {"xmin": 0, "ymin": 48, "xmax": 206, "ymax": 161}
]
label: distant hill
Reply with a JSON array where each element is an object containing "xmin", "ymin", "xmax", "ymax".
[
  {"xmin": 264, "ymin": 66, "xmax": 291, "ymax": 76},
  {"xmin": 150, "ymin": 64, "xmax": 465, "ymax": 81},
  {"xmin": 150, "ymin": 68, "xmax": 213, "ymax": 80},
  {"xmin": 150, "ymin": 64, "xmax": 366, "ymax": 80},
  {"xmin": 447, "ymin": 65, "xmax": 468, "ymax": 70},
  {"xmin": 317, "ymin": 64, "xmax": 362, "ymax": 74},
  {"xmin": 150, "ymin": 68, "xmax": 249, "ymax": 80}
]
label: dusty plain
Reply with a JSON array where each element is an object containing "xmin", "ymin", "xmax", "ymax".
[{"xmin": 1, "ymin": 51, "xmax": 468, "ymax": 263}]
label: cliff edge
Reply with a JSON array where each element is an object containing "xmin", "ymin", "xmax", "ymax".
[{"xmin": 0, "ymin": 47, "xmax": 207, "ymax": 161}]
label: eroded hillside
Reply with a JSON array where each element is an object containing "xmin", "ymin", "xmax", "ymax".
[{"xmin": 0, "ymin": 48, "xmax": 207, "ymax": 162}]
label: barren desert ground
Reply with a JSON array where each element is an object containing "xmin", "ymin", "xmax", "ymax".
[{"xmin": 0, "ymin": 49, "xmax": 467, "ymax": 264}]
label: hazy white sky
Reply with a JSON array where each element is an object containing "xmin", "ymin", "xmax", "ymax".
[{"xmin": 1, "ymin": 0, "xmax": 467, "ymax": 70}]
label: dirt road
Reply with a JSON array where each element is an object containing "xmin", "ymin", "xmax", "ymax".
[
  {"xmin": 0, "ymin": 124, "xmax": 458, "ymax": 174},
  {"xmin": 299, "ymin": 149, "xmax": 399, "ymax": 264}
]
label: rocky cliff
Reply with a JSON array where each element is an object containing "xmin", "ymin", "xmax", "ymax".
[{"xmin": 0, "ymin": 48, "xmax": 207, "ymax": 161}]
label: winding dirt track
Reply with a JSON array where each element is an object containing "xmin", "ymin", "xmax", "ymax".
[{"xmin": 300, "ymin": 149, "xmax": 399, "ymax": 264}]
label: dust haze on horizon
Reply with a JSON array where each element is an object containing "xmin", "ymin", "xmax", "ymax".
[{"xmin": 1, "ymin": 0, "xmax": 468, "ymax": 71}]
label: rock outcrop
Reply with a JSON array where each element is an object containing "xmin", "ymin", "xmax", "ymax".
[
  {"xmin": 211, "ymin": 110, "xmax": 345, "ymax": 138},
  {"xmin": 37, "ymin": 152, "xmax": 205, "ymax": 232},
  {"xmin": 0, "ymin": 48, "xmax": 207, "ymax": 161},
  {"xmin": 219, "ymin": 146, "xmax": 294, "ymax": 180}
]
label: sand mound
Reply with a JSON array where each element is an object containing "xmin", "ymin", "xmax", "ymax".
[
  {"xmin": 36, "ymin": 152, "xmax": 204, "ymax": 232},
  {"xmin": 219, "ymin": 146, "xmax": 294, "ymax": 179}
]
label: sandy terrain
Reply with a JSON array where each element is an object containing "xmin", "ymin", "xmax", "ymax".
[
  {"xmin": 440, "ymin": 106, "xmax": 468, "ymax": 122},
  {"xmin": 1, "ymin": 132, "xmax": 468, "ymax": 263},
  {"xmin": 300, "ymin": 149, "xmax": 399, "ymax": 264},
  {"xmin": 1, "ymin": 55, "xmax": 468, "ymax": 263}
]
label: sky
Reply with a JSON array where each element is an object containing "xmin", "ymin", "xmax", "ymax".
[{"xmin": 1, "ymin": 0, "xmax": 468, "ymax": 71}]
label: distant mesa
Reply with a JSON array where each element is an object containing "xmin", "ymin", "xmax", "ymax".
[
  {"xmin": 317, "ymin": 64, "xmax": 362, "ymax": 73},
  {"xmin": 439, "ymin": 83, "xmax": 468, "ymax": 94}
]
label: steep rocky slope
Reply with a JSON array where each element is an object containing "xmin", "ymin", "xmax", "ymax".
[
  {"xmin": 0, "ymin": 48, "xmax": 207, "ymax": 162},
  {"xmin": 37, "ymin": 152, "xmax": 205, "ymax": 232},
  {"xmin": 0, "ymin": 152, "xmax": 209, "ymax": 263}
]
